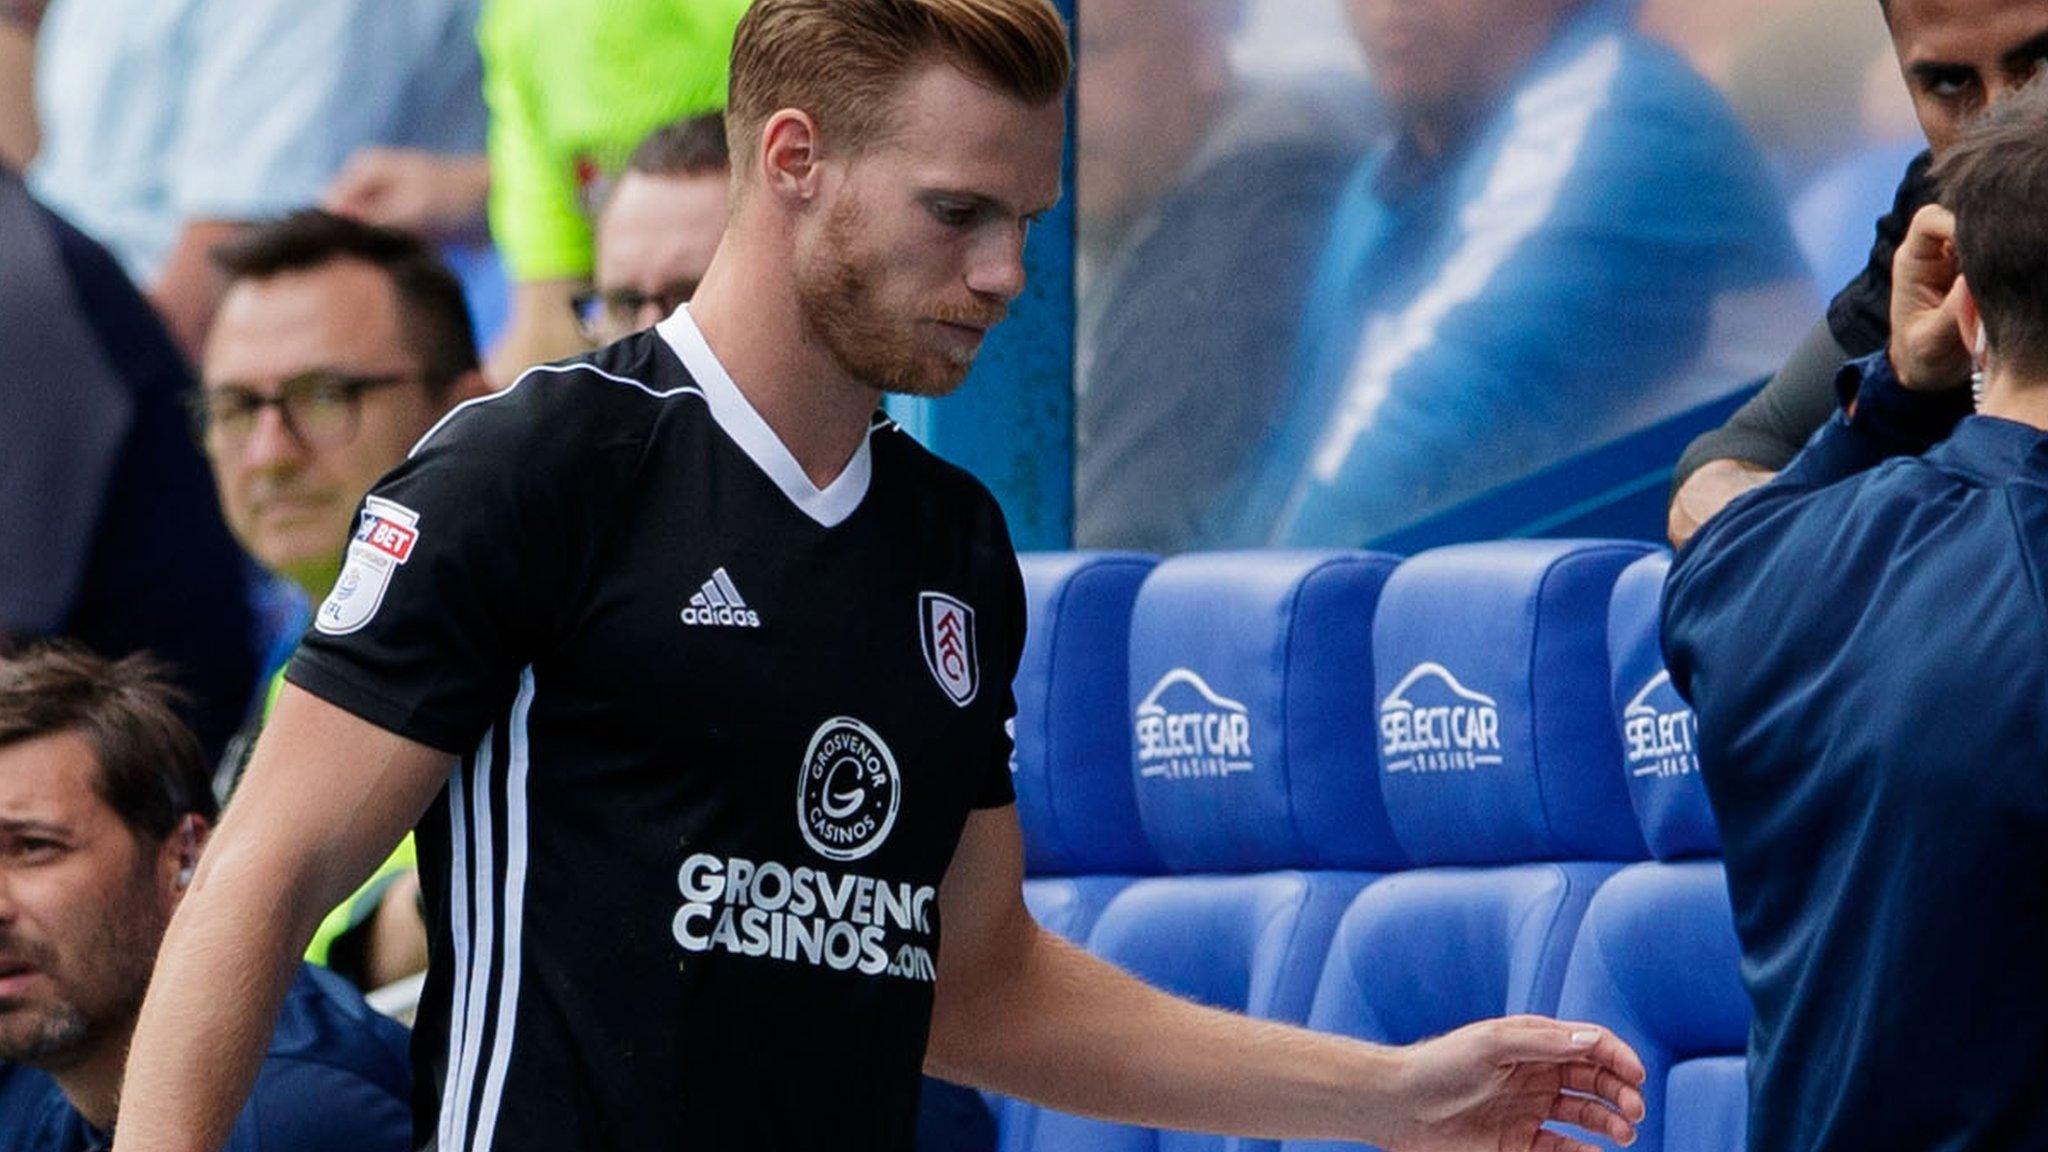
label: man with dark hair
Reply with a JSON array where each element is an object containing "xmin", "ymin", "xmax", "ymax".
[
  {"xmin": 199, "ymin": 209, "xmax": 486, "ymax": 601},
  {"xmin": 1665, "ymin": 79, "xmax": 2048, "ymax": 1152},
  {"xmin": 116, "ymin": 4, "xmax": 1644, "ymax": 1150},
  {"xmin": 581, "ymin": 113, "xmax": 732, "ymax": 344},
  {"xmin": 0, "ymin": 644, "xmax": 411, "ymax": 1151},
  {"xmin": 195, "ymin": 208, "xmax": 487, "ymax": 989},
  {"xmin": 1072, "ymin": 0, "xmax": 1374, "ymax": 551},
  {"xmin": 1668, "ymin": 0, "xmax": 2048, "ymax": 545}
]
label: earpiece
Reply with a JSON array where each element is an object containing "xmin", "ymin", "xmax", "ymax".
[
  {"xmin": 1976, "ymin": 319, "xmax": 1989, "ymax": 359},
  {"xmin": 173, "ymin": 815, "xmax": 200, "ymax": 889}
]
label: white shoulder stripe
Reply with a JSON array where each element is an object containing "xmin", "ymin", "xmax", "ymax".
[{"xmin": 408, "ymin": 358, "xmax": 706, "ymax": 460}]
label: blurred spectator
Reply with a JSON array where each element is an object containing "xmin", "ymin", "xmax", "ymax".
[
  {"xmin": 1209, "ymin": 0, "xmax": 1811, "ymax": 546},
  {"xmin": 1637, "ymin": 0, "xmax": 1777, "ymax": 85},
  {"xmin": 0, "ymin": 167, "xmax": 255, "ymax": 763},
  {"xmin": 26, "ymin": 0, "xmax": 486, "ymax": 362},
  {"xmin": 1072, "ymin": 0, "xmax": 1375, "ymax": 551},
  {"xmin": 323, "ymin": 149, "xmax": 492, "ymax": 244},
  {"xmin": 581, "ymin": 113, "xmax": 731, "ymax": 346},
  {"xmin": 195, "ymin": 210, "xmax": 487, "ymax": 991},
  {"xmin": 1670, "ymin": 0, "xmax": 2048, "ymax": 546},
  {"xmin": 0, "ymin": 644, "xmax": 411, "ymax": 1149},
  {"xmin": 1721, "ymin": 0, "xmax": 1898, "ymax": 181},
  {"xmin": 480, "ymin": 0, "xmax": 748, "ymax": 384},
  {"xmin": 0, "ymin": 1, "xmax": 40, "ymax": 172}
]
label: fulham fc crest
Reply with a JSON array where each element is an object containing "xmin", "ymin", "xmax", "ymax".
[{"xmin": 918, "ymin": 592, "xmax": 979, "ymax": 707}]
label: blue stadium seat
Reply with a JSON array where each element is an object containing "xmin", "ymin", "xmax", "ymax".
[
  {"xmin": 1014, "ymin": 551, "xmax": 1163, "ymax": 878},
  {"xmin": 1021, "ymin": 876, "xmax": 1139, "ymax": 945},
  {"xmin": 1124, "ymin": 551, "xmax": 1408, "ymax": 873},
  {"xmin": 1606, "ymin": 551, "xmax": 1717, "ymax": 858},
  {"xmin": 1372, "ymin": 540, "xmax": 1655, "ymax": 864},
  {"xmin": 1002, "ymin": 553, "xmax": 1160, "ymax": 1152},
  {"xmin": 1554, "ymin": 862, "xmax": 1749, "ymax": 1152},
  {"xmin": 998, "ymin": 876, "xmax": 1147, "ymax": 1152},
  {"xmin": 1547, "ymin": 556, "xmax": 1744, "ymax": 1152},
  {"xmin": 1281, "ymin": 541, "xmax": 1652, "ymax": 1152},
  {"xmin": 1026, "ymin": 552, "xmax": 1405, "ymax": 1152}
]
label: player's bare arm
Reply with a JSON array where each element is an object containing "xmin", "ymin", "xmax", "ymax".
[
  {"xmin": 111, "ymin": 685, "xmax": 453, "ymax": 1152},
  {"xmin": 926, "ymin": 807, "xmax": 1646, "ymax": 1152},
  {"xmin": 1669, "ymin": 457, "xmax": 1777, "ymax": 549}
]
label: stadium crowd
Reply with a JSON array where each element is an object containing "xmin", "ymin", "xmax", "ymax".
[{"xmin": 1, "ymin": 0, "xmax": 2044, "ymax": 1148}]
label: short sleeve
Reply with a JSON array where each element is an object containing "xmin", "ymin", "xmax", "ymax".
[
  {"xmin": 971, "ymin": 506, "xmax": 1026, "ymax": 810},
  {"xmin": 286, "ymin": 371, "xmax": 640, "ymax": 753}
]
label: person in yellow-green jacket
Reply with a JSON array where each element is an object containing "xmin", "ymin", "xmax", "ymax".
[
  {"xmin": 193, "ymin": 210, "xmax": 489, "ymax": 990},
  {"xmin": 478, "ymin": 0, "xmax": 751, "ymax": 385}
]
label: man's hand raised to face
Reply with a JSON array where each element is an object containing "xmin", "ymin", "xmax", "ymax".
[{"xmin": 1889, "ymin": 205, "xmax": 1975, "ymax": 393}]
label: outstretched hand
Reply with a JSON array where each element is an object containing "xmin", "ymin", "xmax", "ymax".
[{"xmin": 1384, "ymin": 1016, "xmax": 1647, "ymax": 1152}]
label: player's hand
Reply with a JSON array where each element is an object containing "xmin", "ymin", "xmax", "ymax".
[
  {"xmin": 1382, "ymin": 1016, "xmax": 1646, "ymax": 1152},
  {"xmin": 1668, "ymin": 458, "xmax": 1776, "ymax": 548},
  {"xmin": 323, "ymin": 149, "xmax": 490, "ymax": 239},
  {"xmin": 1888, "ymin": 204, "xmax": 1973, "ymax": 393}
]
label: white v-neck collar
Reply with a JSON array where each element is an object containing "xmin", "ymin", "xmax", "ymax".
[{"xmin": 656, "ymin": 305, "xmax": 873, "ymax": 528}]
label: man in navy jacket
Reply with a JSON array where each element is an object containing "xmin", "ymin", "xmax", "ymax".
[
  {"xmin": 0, "ymin": 645, "xmax": 409, "ymax": 1151},
  {"xmin": 1665, "ymin": 80, "xmax": 2048, "ymax": 1152}
]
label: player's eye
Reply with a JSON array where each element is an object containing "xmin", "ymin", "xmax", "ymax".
[
  {"xmin": 1, "ymin": 836, "xmax": 65, "ymax": 864},
  {"xmin": 926, "ymin": 199, "xmax": 978, "ymax": 228},
  {"xmin": 1922, "ymin": 69, "xmax": 1978, "ymax": 101}
]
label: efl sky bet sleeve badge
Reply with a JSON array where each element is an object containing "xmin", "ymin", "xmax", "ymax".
[
  {"xmin": 315, "ymin": 496, "xmax": 420, "ymax": 636},
  {"xmin": 918, "ymin": 592, "xmax": 979, "ymax": 707}
]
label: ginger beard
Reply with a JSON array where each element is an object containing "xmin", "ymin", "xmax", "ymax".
[{"xmin": 794, "ymin": 191, "xmax": 1007, "ymax": 398}]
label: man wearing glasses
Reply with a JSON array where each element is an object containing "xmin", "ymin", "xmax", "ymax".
[
  {"xmin": 188, "ymin": 209, "xmax": 486, "ymax": 993},
  {"xmin": 576, "ymin": 113, "xmax": 733, "ymax": 346}
]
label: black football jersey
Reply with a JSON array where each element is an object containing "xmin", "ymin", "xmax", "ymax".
[{"xmin": 287, "ymin": 308, "xmax": 1024, "ymax": 1151}]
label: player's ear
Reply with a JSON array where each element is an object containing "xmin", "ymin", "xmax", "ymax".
[
  {"xmin": 1955, "ymin": 276, "xmax": 1986, "ymax": 366},
  {"xmin": 759, "ymin": 109, "xmax": 826, "ymax": 206}
]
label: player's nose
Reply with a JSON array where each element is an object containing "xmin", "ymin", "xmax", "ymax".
[{"xmin": 965, "ymin": 229, "xmax": 1028, "ymax": 302}]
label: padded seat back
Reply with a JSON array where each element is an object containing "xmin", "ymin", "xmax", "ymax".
[
  {"xmin": 1554, "ymin": 861, "xmax": 1750, "ymax": 1152},
  {"xmin": 1606, "ymin": 552, "xmax": 1718, "ymax": 859},
  {"xmin": 1373, "ymin": 541, "xmax": 1655, "ymax": 864},
  {"xmin": 1127, "ymin": 551, "xmax": 1408, "ymax": 873},
  {"xmin": 1015, "ymin": 551, "xmax": 1163, "ymax": 875}
]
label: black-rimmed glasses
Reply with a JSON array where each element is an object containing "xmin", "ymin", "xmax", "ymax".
[
  {"xmin": 185, "ymin": 371, "xmax": 415, "ymax": 452},
  {"xmin": 573, "ymin": 284, "xmax": 696, "ymax": 341}
]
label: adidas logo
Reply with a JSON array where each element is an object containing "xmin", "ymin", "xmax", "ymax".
[{"xmin": 681, "ymin": 567, "xmax": 762, "ymax": 628}]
